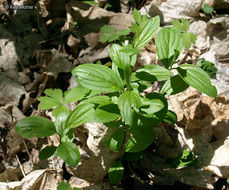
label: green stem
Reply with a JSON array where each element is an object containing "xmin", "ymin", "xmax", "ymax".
[{"xmin": 124, "ymin": 66, "xmax": 132, "ymax": 90}]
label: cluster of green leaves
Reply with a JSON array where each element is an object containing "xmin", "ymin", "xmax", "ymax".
[
  {"xmin": 15, "ymin": 9, "xmax": 217, "ymax": 185},
  {"xmin": 99, "ymin": 25, "xmax": 131, "ymax": 43},
  {"xmin": 196, "ymin": 58, "xmax": 217, "ymax": 77},
  {"xmin": 202, "ymin": 3, "xmax": 214, "ymax": 14},
  {"xmin": 172, "ymin": 150, "xmax": 197, "ymax": 169},
  {"xmin": 15, "ymin": 88, "xmax": 97, "ymax": 167},
  {"xmin": 172, "ymin": 18, "xmax": 197, "ymax": 49}
]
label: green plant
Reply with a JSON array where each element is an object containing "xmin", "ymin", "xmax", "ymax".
[
  {"xmin": 83, "ymin": 0, "xmax": 100, "ymax": 7},
  {"xmin": 15, "ymin": 10, "xmax": 217, "ymax": 185},
  {"xmin": 172, "ymin": 150, "xmax": 197, "ymax": 169},
  {"xmin": 57, "ymin": 181, "xmax": 81, "ymax": 190},
  {"xmin": 83, "ymin": 0, "xmax": 112, "ymax": 10},
  {"xmin": 172, "ymin": 18, "xmax": 197, "ymax": 49},
  {"xmin": 196, "ymin": 58, "xmax": 217, "ymax": 77},
  {"xmin": 202, "ymin": 3, "xmax": 214, "ymax": 14},
  {"xmin": 99, "ymin": 25, "xmax": 131, "ymax": 43}
]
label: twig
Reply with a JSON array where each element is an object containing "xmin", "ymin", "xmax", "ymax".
[
  {"xmin": 23, "ymin": 140, "xmax": 34, "ymax": 165},
  {"xmin": 16, "ymin": 155, "xmax": 26, "ymax": 177},
  {"xmin": 45, "ymin": 168, "xmax": 62, "ymax": 171}
]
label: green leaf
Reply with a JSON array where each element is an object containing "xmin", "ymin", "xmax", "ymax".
[
  {"xmin": 64, "ymin": 85, "xmax": 90, "ymax": 104},
  {"xmin": 66, "ymin": 103, "xmax": 95, "ymax": 129},
  {"xmin": 117, "ymin": 29, "xmax": 131, "ymax": 36},
  {"xmin": 155, "ymin": 27, "xmax": 183, "ymax": 68},
  {"xmin": 92, "ymin": 104, "xmax": 120, "ymax": 123},
  {"xmin": 83, "ymin": 95, "xmax": 111, "ymax": 106},
  {"xmin": 161, "ymin": 74, "xmax": 189, "ymax": 95},
  {"xmin": 130, "ymin": 23, "xmax": 139, "ymax": 33},
  {"xmin": 37, "ymin": 89, "xmax": 67, "ymax": 117},
  {"xmin": 130, "ymin": 54, "xmax": 137, "ymax": 67},
  {"xmin": 118, "ymin": 91, "xmax": 141, "ymax": 125},
  {"xmin": 108, "ymin": 129, "xmax": 125, "ymax": 152},
  {"xmin": 141, "ymin": 15, "xmax": 149, "ymax": 23},
  {"xmin": 135, "ymin": 64, "xmax": 172, "ymax": 82},
  {"xmin": 108, "ymin": 160, "xmax": 124, "ymax": 185},
  {"xmin": 56, "ymin": 142, "xmax": 80, "ymax": 167},
  {"xmin": 133, "ymin": 8, "xmax": 142, "ymax": 24},
  {"xmin": 203, "ymin": 3, "xmax": 214, "ymax": 14},
  {"xmin": 172, "ymin": 150, "xmax": 197, "ymax": 168},
  {"xmin": 44, "ymin": 89, "xmax": 63, "ymax": 102},
  {"xmin": 177, "ymin": 64, "xmax": 217, "ymax": 98},
  {"xmin": 182, "ymin": 32, "xmax": 197, "ymax": 49},
  {"xmin": 104, "ymin": 3, "xmax": 112, "ymax": 10},
  {"xmin": 39, "ymin": 146, "xmax": 57, "ymax": 160},
  {"xmin": 57, "ymin": 182, "xmax": 71, "ymax": 190},
  {"xmin": 163, "ymin": 110, "xmax": 177, "ymax": 124},
  {"xmin": 99, "ymin": 25, "xmax": 116, "ymax": 43},
  {"xmin": 52, "ymin": 104, "xmax": 70, "ymax": 117},
  {"xmin": 145, "ymin": 93, "xmax": 168, "ymax": 124},
  {"xmin": 73, "ymin": 188, "xmax": 82, "ymax": 190},
  {"xmin": 83, "ymin": 96, "xmax": 120, "ymax": 123},
  {"xmin": 38, "ymin": 97, "xmax": 60, "ymax": 110},
  {"xmin": 110, "ymin": 44, "xmax": 130, "ymax": 69},
  {"xmin": 140, "ymin": 98, "xmax": 164, "ymax": 116},
  {"xmin": 133, "ymin": 16, "xmax": 160, "ymax": 49},
  {"xmin": 99, "ymin": 25, "xmax": 130, "ymax": 43},
  {"xmin": 72, "ymin": 64, "xmax": 123, "ymax": 92},
  {"xmin": 131, "ymin": 82, "xmax": 150, "ymax": 94},
  {"xmin": 55, "ymin": 112, "xmax": 69, "ymax": 136},
  {"xmin": 15, "ymin": 116, "xmax": 56, "ymax": 138},
  {"xmin": 172, "ymin": 19, "xmax": 189, "ymax": 32},
  {"xmin": 119, "ymin": 45, "xmax": 141, "ymax": 56}
]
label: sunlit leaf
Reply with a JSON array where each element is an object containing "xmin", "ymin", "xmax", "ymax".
[
  {"xmin": 136, "ymin": 64, "xmax": 172, "ymax": 82},
  {"xmin": 72, "ymin": 64, "xmax": 123, "ymax": 92},
  {"xmin": 177, "ymin": 64, "xmax": 217, "ymax": 98},
  {"xmin": 118, "ymin": 91, "xmax": 141, "ymax": 125},
  {"xmin": 155, "ymin": 27, "xmax": 183, "ymax": 68},
  {"xmin": 66, "ymin": 103, "xmax": 95, "ymax": 129},
  {"xmin": 56, "ymin": 142, "xmax": 80, "ymax": 167},
  {"xmin": 133, "ymin": 16, "xmax": 160, "ymax": 49},
  {"xmin": 108, "ymin": 160, "xmax": 124, "ymax": 184}
]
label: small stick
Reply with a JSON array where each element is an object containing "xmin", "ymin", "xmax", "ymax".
[
  {"xmin": 45, "ymin": 168, "xmax": 62, "ymax": 171},
  {"xmin": 16, "ymin": 155, "xmax": 26, "ymax": 177},
  {"xmin": 23, "ymin": 140, "xmax": 34, "ymax": 165}
]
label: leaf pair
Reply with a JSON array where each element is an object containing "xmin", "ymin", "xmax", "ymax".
[{"xmin": 39, "ymin": 142, "xmax": 80, "ymax": 167}]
